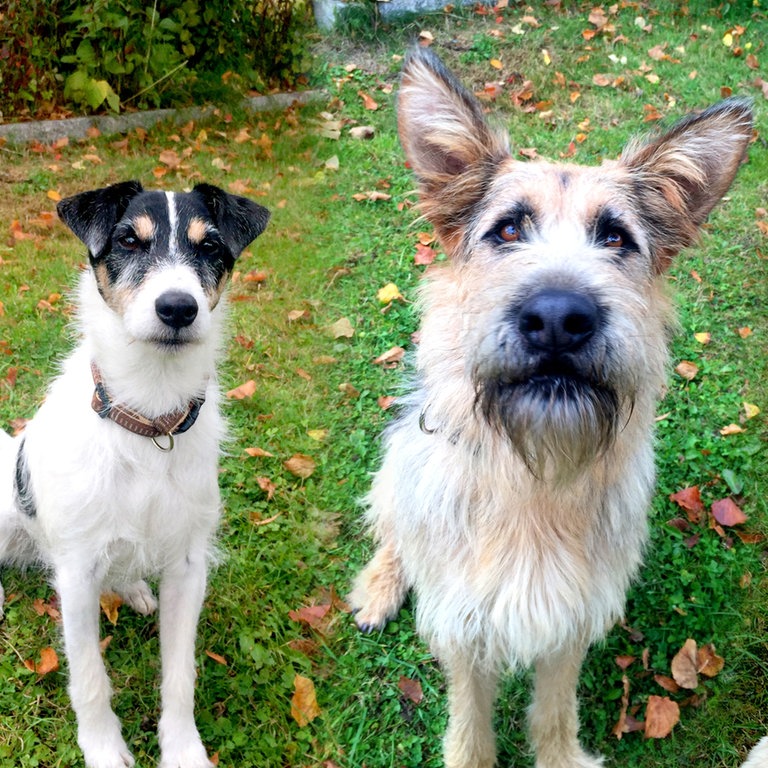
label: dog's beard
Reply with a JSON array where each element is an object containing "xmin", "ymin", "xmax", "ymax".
[{"xmin": 476, "ymin": 374, "xmax": 624, "ymax": 479}]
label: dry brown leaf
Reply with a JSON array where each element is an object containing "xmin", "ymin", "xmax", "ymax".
[
  {"xmin": 255, "ymin": 476, "xmax": 276, "ymax": 501},
  {"xmin": 329, "ymin": 317, "xmax": 355, "ymax": 338},
  {"xmin": 284, "ymin": 454, "xmax": 316, "ymax": 479},
  {"xmin": 358, "ymin": 90, "xmax": 379, "ymax": 110},
  {"xmin": 669, "ymin": 486, "xmax": 704, "ymax": 524},
  {"xmin": 711, "ymin": 498, "xmax": 747, "ymax": 527},
  {"xmin": 671, "ymin": 639, "xmax": 699, "ymax": 689},
  {"xmin": 414, "ymin": 243, "xmax": 437, "ymax": 265},
  {"xmin": 205, "ymin": 650, "xmax": 228, "ymax": 666},
  {"xmin": 373, "ymin": 346, "xmax": 405, "ymax": 366},
  {"xmin": 654, "ymin": 674, "xmax": 680, "ymax": 694},
  {"xmin": 675, "ymin": 360, "xmax": 699, "ymax": 381},
  {"xmin": 697, "ymin": 643, "xmax": 725, "ymax": 678},
  {"xmin": 612, "ymin": 673, "xmax": 631, "ymax": 739},
  {"xmin": 377, "ymin": 395, "xmax": 397, "ymax": 410},
  {"xmin": 291, "ymin": 674, "xmax": 321, "ymax": 726},
  {"xmin": 720, "ymin": 423, "xmax": 745, "ymax": 436},
  {"xmin": 644, "ymin": 695, "xmax": 680, "ymax": 738},
  {"xmin": 398, "ymin": 676, "xmax": 424, "ymax": 704}
]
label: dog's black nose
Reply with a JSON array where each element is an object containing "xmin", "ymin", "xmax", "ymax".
[
  {"xmin": 518, "ymin": 289, "xmax": 599, "ymax": 354},
  {"xmin": 155, "ymin": 290, "xmax": 199, "ymax": 329}
]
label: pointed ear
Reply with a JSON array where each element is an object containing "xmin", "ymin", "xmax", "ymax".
[
  {"xmin": 397, "ymin": 48, "xmax": 510, "ymax": 255},
  {"xmin": 620, "ymin": 98, "xmax": 753, "ymax": 270},
  {"xmin": 192, "ymin": 183, "xmax": 270, "ymax": 257},
  {"xmin": 57, "ymin": 181, "xmax": 144, "ymax": 258}
]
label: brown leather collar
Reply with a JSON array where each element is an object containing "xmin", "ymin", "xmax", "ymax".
[{"xmin": 91, "ymin": 362, "xmax": 206, "ymax": 448}]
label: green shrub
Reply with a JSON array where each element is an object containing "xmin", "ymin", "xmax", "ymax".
[{"xmin": 0, "ymin": 0, "xmax": 312, "ymax": 119}]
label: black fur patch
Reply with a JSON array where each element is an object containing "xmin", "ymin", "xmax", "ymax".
[{"xmin": 13, "ymin": 438, "xmax": 36, "ymax": 518}]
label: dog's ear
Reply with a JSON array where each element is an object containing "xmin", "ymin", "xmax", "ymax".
[
  {"xmin": 397, "ymin": 47, "xmax": 510, "ymax": 256},
  {"xmin": 192, "ymin": 184, "xmax": 270, "ymax": 257},
  {"xmin": 620, "ymin": 98, "xmax": 753, "ymax": 271},
  {"xmin": 57, "ymin": 181, "xmax": 144, "ymax": 258}
]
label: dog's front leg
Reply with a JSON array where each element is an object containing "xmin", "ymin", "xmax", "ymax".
[
  {"xmin": 442, "ymin": 650, "xmax": 499, "ymax": 768},
  {"xmin": 157, "ymin": 548, "xmax": 213, "ymax": 768},
  {"xmin": 529, "ymin": 645, "xmax": 604, "ymax": 768},
  {"xmin": 57, "ymin": 565, "xmax": 135, "ymax": 768}
]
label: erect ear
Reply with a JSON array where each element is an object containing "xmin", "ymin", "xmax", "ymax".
[
  {"xmin": 619, "ymin": 98, "xmax": 753, "ymax": 271},
  {"xmin": 397, "ymin": 47, "xmax": 510, "ymax": 255},
  {"xmin": 192, "ymin": 183, "xmax": 270, "ymax": 257},
  {"xmin": 57, "ymin": 181, "xmax": 144, "ymax": 258}
]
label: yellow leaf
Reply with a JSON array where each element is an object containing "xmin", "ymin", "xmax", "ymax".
[
  {"xmin": 744, "ymin": 402, "xmax": 760, "ymax": 419},
  {"xmin": 100, "ymin": 591, "xmax": 123, "ymax": 625},
  {"xmin": 541, "ymin": 49, "xmax": 551, "ymax": 66},
  {"xmin": 723, "ymin": 31, "xmax": 734, "ymax": 47},
  {"xmin": 377, "ymin": 282, "xmax": 404, "ymax": 304},
  {"xmin": 694, "ymin": 332, "xmax": 711, "ymax": 345},
  {"xmin": 47, "ymin": 189, "xmax": 62, "ymax": 202},
  {"xmin": 490, "ymin": 58, "xmax": 503, "ymax": 70},
  {"xmin": 720, "ymin": 423, "xmax": 745, "ymax": 435},
  {"xmin": 307, "ymin": 429, "xmax": 328, "ymax": 442},
  {"xmin": 291, "ymin": 674, "xmax": 321, "ymax": 727}
]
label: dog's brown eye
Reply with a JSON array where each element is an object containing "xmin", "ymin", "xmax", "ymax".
[
  {"xmin": 605, "ymin": 232, "xmax": 624, "ymax": 248},
  {"xmin": 498, "ymin": 223, "xmax": 519, "ymax": 243},
  {"xmin": 118, "ymin": 234, "xmax": 140, "ymax": 250}
]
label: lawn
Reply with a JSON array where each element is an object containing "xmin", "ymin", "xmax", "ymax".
[{"xmin": 0, "ymin": 1, "xmax": 767, "ymax": 767}]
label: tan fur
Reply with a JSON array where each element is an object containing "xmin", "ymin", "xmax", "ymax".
[
  {"xmin": 132, "ymin": 213, "xmax": 155, "ymax": 242},
  {"xmin": 187, "ymin": 217, "xmax": 208, "ymax": 244},
  {"xmin": 350, "ymin": 49, "xmax": 752, "ymax": 768}
]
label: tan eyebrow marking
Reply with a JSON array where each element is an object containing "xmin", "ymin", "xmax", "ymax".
[
  {"xmin": 132, "ymin": 214, "xmax": 155, "ymax": 241},
  {"xmin": 187, "ymin": 217, "xmax": 209, "ymax": 244}
]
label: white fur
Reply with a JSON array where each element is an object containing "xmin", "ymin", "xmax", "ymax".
[
  {"xmin": 0, "ymin": 265, "xmax": 224, "ymax": 768},
  {"xmin": 743, "ymin": 737, "xmax": 768, "ymax": 768}
]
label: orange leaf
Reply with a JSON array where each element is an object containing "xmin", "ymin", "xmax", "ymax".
[
  {"xmin": 358, "ymin": 90, "xmax": 379, "ymax": 111},
  {"xmin": 711, "ymin": 498, "xmax": 747, "ymax": 527},
  {"xmin": 719, "ymin": 423, "xmax": 745, "ymax": 436},
  {"xmin": 24, "ymin": 646, "xmax": 59, "ymax": 676},
  {"xmin": 675, "ymin": 360, "xmax": 698, "ymax": 380},
  {"xmin": 226, "ymin": 380, "xmax": 257, "ymax": 400},
  {"xmin": 697, "ymin": 643, "xmax": 724, "ymax": 678},
  {"xmin": 669, "ymin": 486, "xmax": 704, "ymax": 524},
  {"xmin": 288, "ymin": 604, "xmax": 331, "ymax": 630},
  {"xmin": 284, "ymin": 454, "xmax": 316, "ymax": 479},
  {"xmin": 414, "ymin": 243, "xmax": 437, "ymax": 265},
  {"xmin": 377, "ymin": 395, "xmax": 397, "ymax": 410},
  {"xmin": 245, "ymin": 446, "xmax": 274, "ymax": 458},
  {"xmin": 205, "ymin": 650, "xmax": 229, "ymax": 666},
  {"xmin": 654, "ymin": 674, "xmax": 680, "ymax": 694},
  {"xmin": 644, "ymin": 695, "xmax": 680, "ymax": 738},
  {"xmin": 291, "ymin": 674, "xmax": 321, "ymax": 726}
]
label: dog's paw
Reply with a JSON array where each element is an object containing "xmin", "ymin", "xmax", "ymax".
[
  {"xmin": 158, "ymin": 740, "xmax": 213, "ymax": 768},
  {"xmin": 348, "ymin": 556, "xmax": 407, "ymax": 633},
  {"xmin": 116, "ymin": 580, "xmax": 158, "ymax": 616},
  {"xmin": 80, "ymin": 733, "xmax": 135, "ymax": 768},
  {"xmin": 348, "ymin": 584, "xmax": 396, "ymax": 633}
]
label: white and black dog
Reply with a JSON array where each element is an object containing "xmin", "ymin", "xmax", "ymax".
[{"xmin": 0, "ymin": 182, "xmax": 269, "ymax": 768}]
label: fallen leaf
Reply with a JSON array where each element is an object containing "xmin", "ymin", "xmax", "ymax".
[
  {"xmin": 414, "ymin": 243, "xmax": 437, "ymax": 265},
  {"xmin": 291, "ymin": 674, "xmax": 321, "ymax": 726},
  {"xmin": 675, "ymin": 361, "xmax": 698, "ymax": 381},
  {"xmin": 352, "ymin": 190, "xmax": 392, "ymax": 203},
  {"xmin": 349, "ymin": 126, "xmax": 376, "ymax": 140},
  {"xmin": 377, "ymin": 395, "xmax": 397, "ymax": 410},
  {"xmin": 736, "ymin": 326, "xmax": 752, "ymax": 338},
  {"xmin": 32, "ymin": 597, "xmax": 61, "ymax": 622},
  {"xmin": 418, "ymin": 30, "xmax": 434, "ymax": 46},
  {"xmin": 644, "ymin": 695, "xmax": 680, "ymax": 738},
  {"xmin": 288, "ymin": 603, "xmax": 331, "ymax": 630},
  {"xmin": 669, "ymin": 486, "xmax": 704, "ymax": 524},
  {"xmin": 612, "ymin": 673, "xmax": 631, "ymax": 739},
  {"xmin": 329, "ymin": 317, "xmax": 355, "ymax": 338},
  {"xmin": 490, "ymin": 58, "xmax": 503, "ymax": 70},
  {"xmin": 654, "ymin": 674, "xmax": 680, "ymax": 694},
  {"xmin": 743, "ymin": 402, "xmax": 760, "ymax": 419},
  {"xmin": 373, "ymin": 346, "xmax": 405, "ymax": 366},
  {"xmin": 324, "ymin": 155, "xmax": 340, "ymax": 171},
  {"xmin": 226, "ymin": 380, "xmax": 257, "ymax": 399},
  {"xmin": 284, "ymin": 454, "xmax": 316, "ymax": 479},
  {"xmin": 158, "ymin": 149, "xmax": 181, "ymax": 168},
  {"xmin": 358, "ymin": 90, "xmax": 379, "ymax": 111},
  {"xmin": 719, "ymin": 423, "xmax": 745, "ymax": 435},
  {"xmin": 697, "ymin": 643, "xmax": 724, "ymax": 678},
  {"xmin": 255, "ymin": 477, "xmax": 276, "ymax": 501},
  {"xmin": 205, "ymin": 650, "xmax": 228, "ymax": 666},
  {"xmin": 338, "ymin": 382, "xmax": 360, "ymax": 399},
  {"xmin": 46, "ymin": 189, "xmax": 62, "ymax": 202},
  {"xmin": 23, "ymin": 647, "xmax": 59, "ymax": 676},
  {"xmin": 377, "ymin": 283, "xmax": 404, "ymax": 304},
  {"xmin": 671, "ymin": 638, "xmax": 699, "ymax": 689},
  {"xmin": 100, "ymin": 591, "xmax": 123, "ymax": 625},
  {"xmin": 711, "ymin": 498, "xmax": 747, "ymax": 527},
  {"xmin": 694, "ymin": 332, "xmax": 711, "ymax": 345},
  {"xmin": 245, "ymin": 446, "xmax": 274, "ymax": 458},
  {"xmin": 307, "ymin": 429, "xmax": 328, "ymax": 442},
  {"xmin": 398, "ymin": 676, "xmax": 424, "ymax": 704}
]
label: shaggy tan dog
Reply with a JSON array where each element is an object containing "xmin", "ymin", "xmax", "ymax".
[{"xmin": 350, "ymin": 48, "xmax": 752, "ymax": 768}]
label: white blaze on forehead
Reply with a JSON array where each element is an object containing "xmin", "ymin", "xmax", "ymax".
[{"xmin": 165, "ymin": 191, "xmax": 178, "ymax": 258}]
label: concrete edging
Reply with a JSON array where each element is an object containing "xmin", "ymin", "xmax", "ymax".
[{"xmin": 0, "ymin": 90, "xmax": 327, "ymax": 145}]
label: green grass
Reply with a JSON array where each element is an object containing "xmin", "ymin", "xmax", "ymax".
[{"xmin": 0, "ymin": 1, "xmax": 767, "ymax": 766}]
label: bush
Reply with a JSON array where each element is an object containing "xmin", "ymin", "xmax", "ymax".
[{"xmin": 0, "ymin": 0, "xmax": 312, "ymax": 120}]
